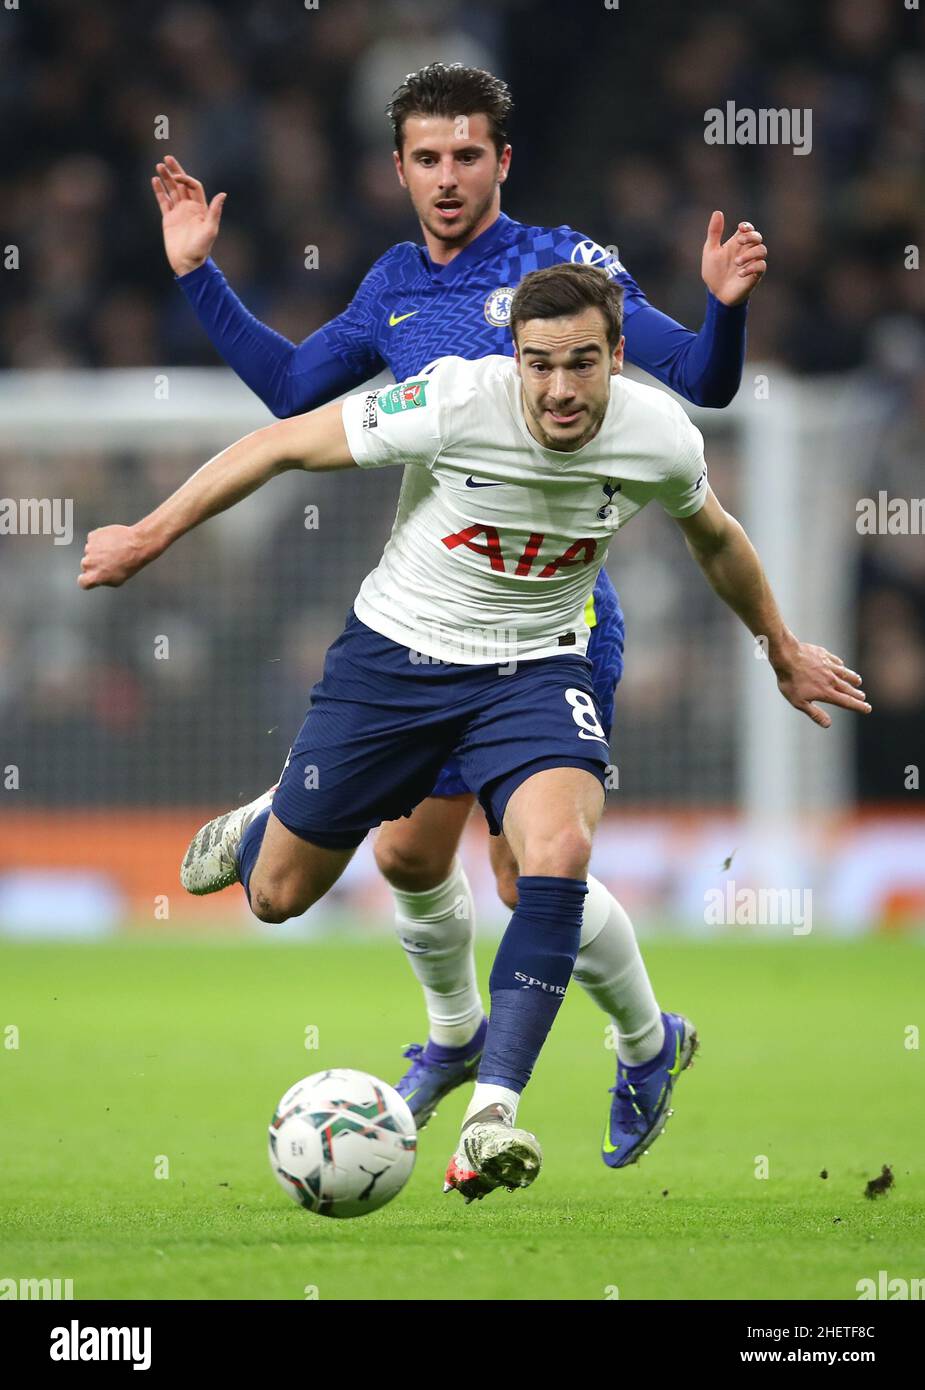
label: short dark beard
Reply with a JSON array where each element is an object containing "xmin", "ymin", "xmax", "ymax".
[
  {"xmin": 523, "ymin": 397, "xmax": 608, "ymax": 453},
  {"xmin": 422, "ymin": 212, "xmax": 477, "ymax": 248},
  {"xmin": 416, "ymin": 185, "xmax": 497, "ymax": 251}
]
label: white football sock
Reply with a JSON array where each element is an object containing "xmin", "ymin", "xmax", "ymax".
[
  {"xmin": 392, "ymin": 859, "xmax": 484, "ymax": 1048},
  {"xmin": 463, "ymin": 1083, "xmax": 520, "ymax": 1127},
  {"xmin": 573, "ymin": 875, "xmax": 665, "ymax": 1065}
]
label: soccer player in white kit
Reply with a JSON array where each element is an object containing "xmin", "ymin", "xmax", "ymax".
[{"xmin": 79, "ymin": 265, "xmax": 869, "ymax": 1201}]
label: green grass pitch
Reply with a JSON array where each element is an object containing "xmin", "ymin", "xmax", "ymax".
[{"xmin": 1, "ymin": 933, "xmax": 922, "ymax": 1301}]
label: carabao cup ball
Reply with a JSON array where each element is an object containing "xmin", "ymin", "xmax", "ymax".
[{"xmin": 268, "ymin": 1069, "xmax": 417, "ymax": 1218}]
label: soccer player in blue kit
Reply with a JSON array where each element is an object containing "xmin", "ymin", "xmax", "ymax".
[{"xmin": 150, "ymin": 63, "xmax": 768, "ymax": 1168}]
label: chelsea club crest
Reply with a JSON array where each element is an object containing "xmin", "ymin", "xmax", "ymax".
[{"xmin": 484, "ymin": 286, "xmax": 515, "ymax": 327}]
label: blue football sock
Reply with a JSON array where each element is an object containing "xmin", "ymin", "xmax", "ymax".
[
  {"xmin": 479, "ymin": 875, "xmax": 587, "ymax": 1091},
  {"xmin": 237, "ymin": 807, "xmax": 271, "ymax": 904}
]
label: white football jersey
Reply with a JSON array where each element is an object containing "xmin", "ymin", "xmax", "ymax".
[{"xmin": 341, "ymin": 355, "xmax": 707, "ymax": 664}]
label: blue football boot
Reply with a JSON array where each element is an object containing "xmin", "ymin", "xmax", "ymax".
[
  {"xmin": 395, "ymin": 1017, "xmax": 488, "ymax": 1130},
  {"xmin": 602, "ymin": 1011, "xmax": 698, "ymax": 1168}
]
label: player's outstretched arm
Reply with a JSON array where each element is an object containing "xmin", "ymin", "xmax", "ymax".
[
  {"xmin": 675, "ymin": 488, "xmax": 871, "ymax": 728},
  {"xmin": 152, "ymin": 155, "xmax": 384, "ymax": 417},
  {"xmin": 78, "ymin": 402, "xmax": 354, "ymax": 590},
  {"xmin": 614, "ymin": 212, "xmax": 766, "ymax": 407}
]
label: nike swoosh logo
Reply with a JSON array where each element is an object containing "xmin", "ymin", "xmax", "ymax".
[
  {"xmin": 603, "ymin": 1030, "xmax": 684, "ymax": 1153},
  {"xmin": 465, "ymin": 476, "xmax": 501, "ymax": 488},
  {"xmin": 388, "ymin": 310, "xmax": 419, "ymax": 326},
  {"xmin": 602, "ymin": 1083, "xmax": 639, "ymax": 1154},
  {"xmin": 602, "ymin": 1123, "xmax": 621, "ymax": 1155}
]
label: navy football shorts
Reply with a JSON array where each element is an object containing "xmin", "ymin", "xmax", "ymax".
[
  {"xmin": 271, "ymin": 609, "xmax": 611, "ymax": 849},
  {"xmin": 430, "ymin": 568, "xmax": 625, "ymax": 798}
]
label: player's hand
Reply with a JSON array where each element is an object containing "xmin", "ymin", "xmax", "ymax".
[
  {"xmin": 771, "ymin": 641, "xmax": 871, "ymax": 728},
  {"xmin": 701, "ymin": 211, "xmax": 767, "ymax": 306},
  {"xmin": 152, "ymin": 155, "xmax": 226, "ymax": 277},
  {"xmin": 78, "ymin": 526, "xmax": 150, "ymax": 589}
]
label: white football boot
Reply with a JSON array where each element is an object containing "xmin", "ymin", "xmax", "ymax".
[
  {"xmin": 443, "ymin": 1103, "xmax": 543, "ymax": 1203},
  {"xmin": 180, "ymin": 787, "xmax": 274, "ymax": 895}
]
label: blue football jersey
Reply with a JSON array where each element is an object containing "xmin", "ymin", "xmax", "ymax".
[{"xmin": 319, "ymin": 212, "xmax": 648, "ymax": 386}]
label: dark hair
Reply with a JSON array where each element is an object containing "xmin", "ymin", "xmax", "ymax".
[
  {"xmin": 386, "ymin": 62, "xmax": 512, "ymax": 158},
  {"xmin": 510, "ymin": 264, "xmax": 625, "ymax": 350}
]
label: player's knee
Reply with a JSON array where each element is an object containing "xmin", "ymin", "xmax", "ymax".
[
  {"xmin": 248, "ymin": 876, "xmax": 310, "ymax": 925},
  {"xmin": 374, "ymin": 835, "xmax": 452, "ymax": 893},
  {"xmin": 521, "ymin": 826, "xmax": 593, "ymax": 881},
  {"xmin": 494, "ymin": 868, "xmax": 519, "ymax": 911},
  {"xmin": 489, "ymin": 839, "xmax": 520, "ymax": 910}
]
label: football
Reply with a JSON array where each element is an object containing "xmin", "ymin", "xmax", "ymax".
[{"xmin": 267, "ymin": 1069, "xmax": 417, "ymax": 1218}]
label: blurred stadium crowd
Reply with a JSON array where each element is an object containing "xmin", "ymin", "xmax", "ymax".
[{"xmin": 1, "ymin": 0, "xmax": 923, "ymax": 806}]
